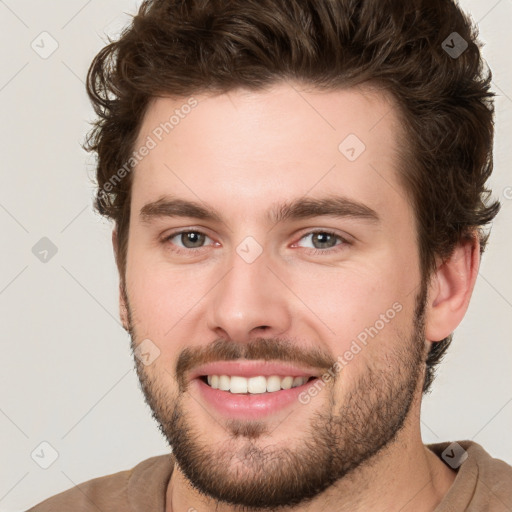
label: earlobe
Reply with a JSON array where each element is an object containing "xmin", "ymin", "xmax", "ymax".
[
  {"xmin": 112, "ymin": 228, "xmax": 130, "ymax": 332},
  {"xmin": 424, "ymin": 234, "xmax": 480, "ymax": 342}
]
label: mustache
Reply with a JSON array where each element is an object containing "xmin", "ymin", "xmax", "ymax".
[{"xmin": 175, "ymin": 337, "xmax": 336, "ymax": 391}]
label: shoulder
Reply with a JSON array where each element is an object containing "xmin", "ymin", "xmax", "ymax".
[
  {"xmin": 464, "ymin": 441, "xmax": 512, "ymax": 506},
  {"xmin": 428, "ymin": 440, "xmax": 512, "ymax": 511},
  {"xmin": 26, "ymin": 454, "xmax": 175, "ymax": 512}
]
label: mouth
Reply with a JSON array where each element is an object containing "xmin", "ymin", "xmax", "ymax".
[
  {"xmin": 192, "ymin": 372, "xmax": 322, "ymax": 420},
  {"xmin": 188, "ymin": 361, "xmax": 325, "ymax": 419},
  {"xmin": 198, "ymin": 374, "xmax": 318, "ymax": 394}
]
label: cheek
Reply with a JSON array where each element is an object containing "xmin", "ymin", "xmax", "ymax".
[
  {"xmin": 125, "ymin": 246, "xmax": 209, "ymax": 335},
  {"xmin": 136, "ymin": 280, "xmax": 199, "ymax": 331},
  {"xmin": 295, "ymin": 261, "xmax": 408, "ymax": 327},
  {"xmin": 288, "ymin": 256, "xmax": 417, "ymax": 368},
  {"xmin": 126, "ymin": 267, "xmax": 205, "ymax": 376}
]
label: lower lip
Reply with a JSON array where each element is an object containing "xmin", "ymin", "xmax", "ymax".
[{"xmin": 192, "ymin": 377, "xmax": 320, "ymax": 420}]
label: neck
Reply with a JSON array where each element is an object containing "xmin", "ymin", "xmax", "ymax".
[{"xmin": 165, "ymin": 408, "xmax": 456, "ymax": 512}]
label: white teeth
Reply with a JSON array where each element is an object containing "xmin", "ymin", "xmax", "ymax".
[
  {"xmin": 292, "ymin": 376, "xmax": 305, "ymax": 387},
  {"xmin": 247, "ymin": 376, "xmax": 267, "ymax": 394},
  {"xmin": 229, "ymin": 376, "xmax": 248, "ymax": 393},
  {"xmin": 205, "ymin": 375, "xmax": 310, "ymax": 394},
  {"xmin": 218, "ymin": 375, "xmax": 230, "ymax": 391},
  {"xmin": 281, "ymin": 376, "xmax": 293, "ymax": 390},
  {"xmin": 266, "ymin": 375, "xmax": 282, "ymax": 392}
]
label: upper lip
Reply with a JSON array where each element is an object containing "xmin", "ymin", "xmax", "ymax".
[{"xmin": 189, "ymin": 361, "xmax": 323, "ymax": 381}]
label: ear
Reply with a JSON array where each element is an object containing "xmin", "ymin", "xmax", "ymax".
[
  {"xmin": 112, "ymin": 227, "xmax": 130, "ymax": 332},
  {"xmin": 424, "ymin": 234, "xmax": 480, "ymax": 342}
]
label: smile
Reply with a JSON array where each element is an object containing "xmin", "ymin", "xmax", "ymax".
[{"xmin": 202, "ymin": 374, "xmax": 316, "ymax": 394}]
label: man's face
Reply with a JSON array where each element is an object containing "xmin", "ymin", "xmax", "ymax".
[{"xmin": 121, "ymin": 83, "xmax": 428, "ymax": 508}]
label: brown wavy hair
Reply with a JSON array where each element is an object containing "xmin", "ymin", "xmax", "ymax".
[{"xmin": 85, "ymin": 0, "xmax": 500, "ymax": 393}]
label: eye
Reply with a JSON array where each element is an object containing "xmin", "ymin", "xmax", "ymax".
[
  {"xmin": 294, "ymin": 231, "xmax": 347, "ymax": 252},
  {"xmin": 164, "ymin": 230, "xmax": 215, "ymax": 250}
]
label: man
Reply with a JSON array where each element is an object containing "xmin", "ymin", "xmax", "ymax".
[{"xmin": 28, "ymin": 0, "xmax": 512, "ymax": 511}]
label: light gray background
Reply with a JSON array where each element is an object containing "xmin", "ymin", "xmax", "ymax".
[{"xmin": 0, "ymin": 1, "xmax": 511, "ymax": 510}]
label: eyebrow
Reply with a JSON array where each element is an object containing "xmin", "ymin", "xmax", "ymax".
[
  {"xmin": 139, "ymin": 195, "xmax": 380, "ymax": 225},
  {"xmin": 268, "ymin": 196, "xmax": 380, "ymax": 224}
]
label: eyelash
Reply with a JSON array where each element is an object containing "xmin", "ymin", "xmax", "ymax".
[{"xmin": 162, "ymin": 229, "xmax": 350, "ymax": 256}]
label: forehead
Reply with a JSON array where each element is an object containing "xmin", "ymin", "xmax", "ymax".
[{"xmin": 131, "ymin": 83, "xmax": 409, "ymax": 227}]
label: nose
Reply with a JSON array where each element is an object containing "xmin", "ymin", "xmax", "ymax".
[{"xmin": 206, "ymin": 243, "xmax": 292, "ymax": 343}]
